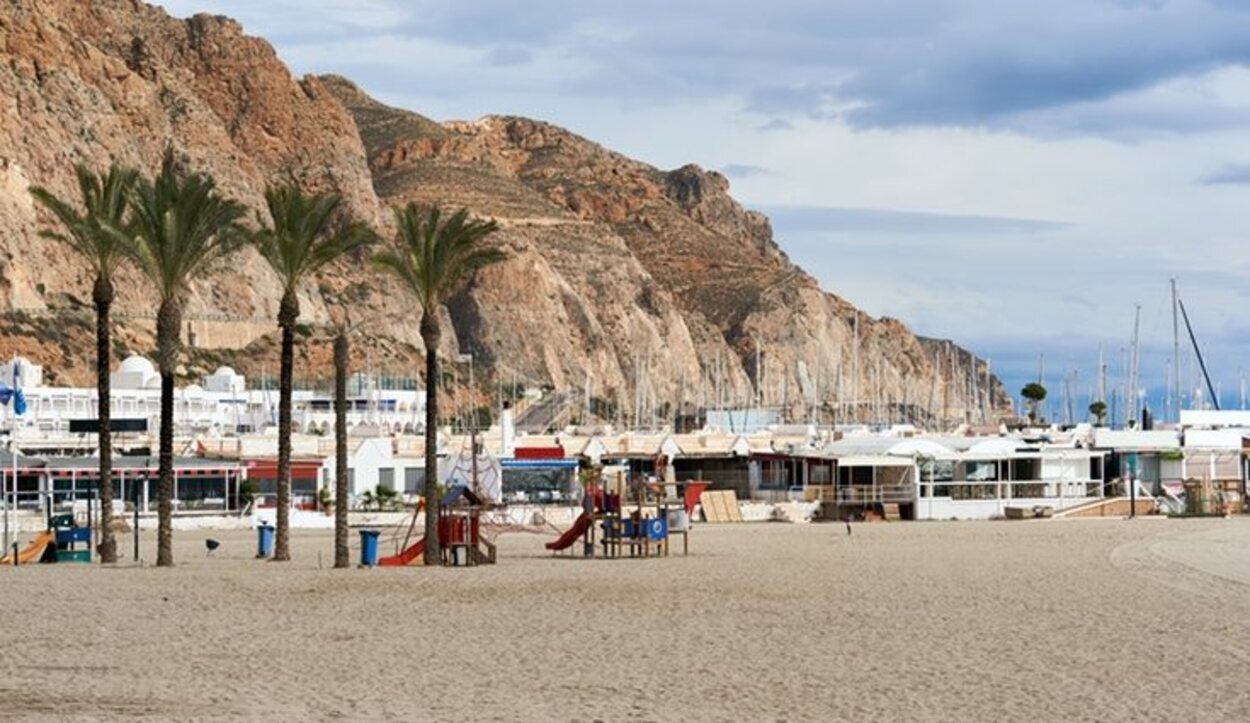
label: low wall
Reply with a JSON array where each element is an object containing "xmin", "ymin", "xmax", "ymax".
[
  {"xmin": 918, "ymin": 496, "xmax": 1104, "ymax": 521},
  {"xmin": 1057, "ymin": 498, "xmax": 1157, "ymax": 518}
]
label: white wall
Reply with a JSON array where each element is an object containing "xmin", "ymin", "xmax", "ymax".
[
  {"xmin": 1180, "ymin": 410, "xmax": 1250, "ymax": 428},
  {"xmin": 918, "ymin": 496, "xmax": 1100, "ymax": 520},
  {"xmin": 347, "ymin": 438, "xmax": 393, "ymax": 496},
  {"xmin": 1182, "ymin": 429, "xmax": 1246, "ymax": 449}
]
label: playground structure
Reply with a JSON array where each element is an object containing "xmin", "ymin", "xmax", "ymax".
[
  {"xmin": 546, "ymin": 467, "xmax": 690, "ymax": 558},
  {"xmin": 379, "ymin": 486, "xmax": 497, "ymax": 567},
  {"xmin": 1, "ymin": 512, "xmax": 92, "ymax": 565},
  {"xmin": 1174, "ymin": 477, "xmax": 1238, "ymax": 517}
]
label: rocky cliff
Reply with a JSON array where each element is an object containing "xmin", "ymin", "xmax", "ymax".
[{"xmin": 0, "ymin": 0, "xmax": 1011, "ymax": 428}]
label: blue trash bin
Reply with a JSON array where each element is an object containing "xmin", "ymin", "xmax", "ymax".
[
  {"xmin": 256, "ymin": 523, "xmax": 275, "ymax": 559},
  {"xmin": 359, "ymin": 529, "xmax": 381, "ymax": 567}
]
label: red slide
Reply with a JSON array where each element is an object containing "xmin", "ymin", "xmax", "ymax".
[
  {"xmin": 546, "ymin": 512, "xmax": 592, "ymax": 551},
  {"xmin": 379, "ymin": 538, "xmax": 425, "ymax": 566}
]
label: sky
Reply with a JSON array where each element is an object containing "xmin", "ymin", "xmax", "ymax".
[{"xmin": 160, "ymin": 0, "xmax": 1250, "ymax": 422}]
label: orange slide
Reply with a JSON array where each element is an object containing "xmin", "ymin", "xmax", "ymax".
[
  {"xmin": 379, "ymin": 537, "xmax": 425, "ymax": 566},
  {"xmin": 0, "ymin": 531, "xmax": 55, "ymax": 565},
  {"xmin": 546, "ymin": 512, "xmax": 592, "ymax": 551}
]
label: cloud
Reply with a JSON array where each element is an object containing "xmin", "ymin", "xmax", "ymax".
[
  {"xmin": 721, "ymin": 164, "xmax": 773, "ymax": 179},
  {"xmin": 756, "ymin": 118, "xmax": 794, "ymax": 132},
  {"xmin": 157, "ymin": 0, "xmax": 1250, "ymax": 137},
  {"xmin": 1199, "ymin": 162, "xmax": 1250, "ymax": 185},
  {"xmin": 160, "ymin": 0, "xmax": 411, "ymax": 38},
  {"xmin": 485, "ymin": 46, "xmax": 534, "ymax": 67},
  {"xmin": 150, "ymin": 0, "xmax": 1250, "ymax": 414},
  {"xmin": 761, "ymin": 205, "xmax": 1070, "ymax": 236}
]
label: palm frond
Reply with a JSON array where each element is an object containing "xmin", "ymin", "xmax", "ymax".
[
  {"xmin": 29, "ymin": 164, "xmax": 138, "ymax": 278},
  {"xmin": 373, "ymin": 203, "xmax": 504, "ymax": 315},
  {"xmin": 253, "ymin": 184, "xmax": 378, "ymax": 303},
  {"xmin": 125, "ymin": 151, "xmax": 247, "ymax": 302}
]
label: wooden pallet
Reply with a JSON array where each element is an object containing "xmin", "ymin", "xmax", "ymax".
[{"xmin": 699, "ymin": 490, "xmax": 743, "ymax": 523}]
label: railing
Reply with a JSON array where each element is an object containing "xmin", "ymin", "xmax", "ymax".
[{"xmin": 918, "ymin": 478, "xmax": 1103, "ymax": 502}]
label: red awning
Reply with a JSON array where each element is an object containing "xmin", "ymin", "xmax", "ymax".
[{"xmin": 245, "ymin": 459, "xmax": 323, "ymax": 480}]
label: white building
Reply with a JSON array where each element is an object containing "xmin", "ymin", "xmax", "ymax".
[
  {"xmin": 4, "ymin": 356, "xmax": 426, "ymax": 441},
  {"xmin": 753, "ymin": 434, "xmax": 1108, "ymax": 520}
]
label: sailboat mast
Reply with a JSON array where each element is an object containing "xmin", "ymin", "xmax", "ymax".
[
  {"xmin": 1171, "ymin": 278, "xmax": 1180, "ymax": 421},
  {"xmin": 1177, "ymin": 293, "xmax": 1220, "ymax": 411},
  {"xmin": 1130, "ymin": 305, "xmax": 1141, "ymax": 427}
]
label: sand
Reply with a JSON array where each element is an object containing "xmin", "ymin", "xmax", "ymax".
[{"xmin": 2, "ymin": 517, "xmax": 1249, "ymax": 721}]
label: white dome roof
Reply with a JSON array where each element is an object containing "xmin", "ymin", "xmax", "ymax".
[
  {"xmin": 967, "ymin": 438, "xmax": 1029, "ymax": 455},
  {"xmin": 213, "ymin": 366, "xmax": 238, "ymax": 377},
  {"xmin": 143, "ymin": 375, "xmax": 162, "ymax": 390},
  {"xmin": 886, "ymin": 439, "xmax": 955, "ymax": 457},
  {"xmin": 119, "ymin": 355, "xmax": 156, "ymax": 375}
]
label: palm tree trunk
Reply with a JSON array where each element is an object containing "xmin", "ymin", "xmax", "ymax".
[
  {"xmin": 333, "ymin": 329, "xmax": 349, "ymax": 568},
  {"xmin": 421, "ymin": 311, "xmax": 441, "ymax": 565},
  {"xmin": 94, "ymin": 275, "xmax": 117, "ymax": 564},
  {"xmin": 274, "ymin": 292, "xmax": 297, "ymax": 562},
  {"xmin": 155, "ymin": 298, "xmax": 180, "ymax": 567}
]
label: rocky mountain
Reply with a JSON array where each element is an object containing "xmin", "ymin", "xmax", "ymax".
[{"xmin": 0, "ymin": 0, "xmax": 1012, "ymax": 428}]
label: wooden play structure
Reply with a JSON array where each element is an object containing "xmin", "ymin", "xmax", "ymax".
[
  {"xmin": 1, "ymin": 513, "xmax": 91, "ymax": 565},
  {"xmin": 1178, "ymin": 477, "xmax": 1236, "ymax": 517},
  {"xmin": 546, "ymin": 468, "xmax": 689, "ymax": 558},
  {"xmin": 438, "ymin": 485, "xmax": 496, "ymax": 566},
  {"xmin": 378, "ymin": 486, "xmax": 497, "ymax": 567}
]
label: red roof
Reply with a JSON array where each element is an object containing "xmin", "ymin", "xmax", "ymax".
[{"xmin": 515, "ymin": 445, "xmax": 566, "ymax": 460}]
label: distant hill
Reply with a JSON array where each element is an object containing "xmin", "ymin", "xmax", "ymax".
[{"xmin": 0, "ymin": 0, "xmax": 1010, "ymax": 426}]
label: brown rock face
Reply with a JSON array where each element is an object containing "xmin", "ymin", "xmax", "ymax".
[{"xmin": 0, "ymin": 0, "xmax": 1010, "ymax": 426}]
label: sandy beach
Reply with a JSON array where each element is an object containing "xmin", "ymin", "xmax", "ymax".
[{"xmin": 2, "ymin": 517, "xmax": 1249, "ymax": 721}]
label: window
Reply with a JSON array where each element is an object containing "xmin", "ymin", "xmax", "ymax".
[
  {"xmin": 404, "ymin": 468, "xmax": 425, "ymax": 493},
  {"xmin": 348, "ymin": 469, "xmax": 355, "ymax": 495},
  {"xmin": 1009, "ymin": 458, "xmax": 1039, "ymax": 481},
  {"xmin": 808, "ymin": 462, "xmax": 833, "ymax": 486},
  {"xmin": 378, "ymin": 468, "xmax": 395, "ymax": 492},
  {"xmin": 502, "ymin": 467, "xmax": 576, "ymax": 502},
  {"xmin": 964, "ymin": 461, "xmax": 998, "ymax": 482},
  {"xmin": 918, "ymin": 459, "xmax": 954, "ymax": 497},
  {"xmin": 918, "ymin": 459, "xmax": 954, "ymax": 482}
]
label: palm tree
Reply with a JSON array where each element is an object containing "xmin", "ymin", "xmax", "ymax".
[
  {"xmin": 252, "ymin": 186, "xmax": 374, "ymax": 562},
  {"xmin": 372, "ymin": 204, "xmax": 503, "ymax": 565},
  {"xmin": 30, "ymin": 164, "xmax": 137, "ymax": 564},
  {"xmin": 126, "ymin": 151, "xmax": 246, "ymax": 567},
  {"xmin": 332, "ymin": 320, "xmax": 351, "ymax": 567},
  {"xmin": 1088, "ymin": 400, "xmax": 1108, "ymax": 427},
  {"xmin": 324, "ymin": 303, "xmax": 366, "ymax": 569},
  {"xmin": 1021, "ymin": 382, "xmax": 1048, "ymax": 425}
]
